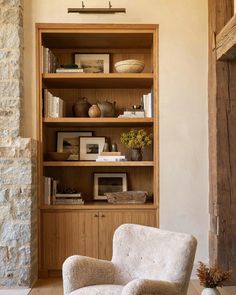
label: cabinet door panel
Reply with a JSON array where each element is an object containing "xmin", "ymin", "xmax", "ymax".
[
  {"xmin": 99, "ymin": 210, "xmax": 157, "ymax": 260},
  {"xmin": 42, "ymin": 211, "xmax": 98, "ymax": 270}
]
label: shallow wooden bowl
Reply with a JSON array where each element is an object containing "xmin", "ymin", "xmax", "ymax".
[{"xmin": 48, "ymin": 152, "xmax": 71, "ymax": 161}]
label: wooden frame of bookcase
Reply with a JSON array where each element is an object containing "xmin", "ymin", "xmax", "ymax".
[{"xmin": 36, "ymin": 23, "xmax": 159, "ymax": 277}]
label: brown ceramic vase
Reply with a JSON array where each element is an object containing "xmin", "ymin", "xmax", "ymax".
[{"xmin": 88, "ymin": 104, "xmax": 101, "ymax": 118}]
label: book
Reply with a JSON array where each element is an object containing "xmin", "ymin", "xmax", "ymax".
[
  {"xmin": 44, "ymin": 176, "xmax": 52, "ymax": 205},
  {"xmin": 119, "ymin": 110, "xmax": 145, "ymax": 118},
  {"xmin": 43, "ymin": 91, "xmax": 64, "ymax": 118},
  {"xmin": 96, "ymin": 155, "xmax": 126, "ymax": 162},
  {"xmin": 56, "ymin": 68, "xmax": 84, "ymax": 73},
  {"xmin": 100, "ymin": 152, "xmax": 121, "ymax": 156},
  {"xmin": 143, "ymin": 93, "xmax": 152, "ymax": 118},
  {"xmin": 42, "ymin": 46, "xmax": 58, "ymax": 73},
  {"xmin": 55, "ymin": 193, "xmax": 82, "ymax": 198},
  {"xmin": 54, "ymin": 198, "xmax": 84, "ymax": 205}
]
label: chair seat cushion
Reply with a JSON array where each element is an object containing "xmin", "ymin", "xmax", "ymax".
[{"xmin": 70, "ymin": 284, "xmax": 124, "ymax": 295}]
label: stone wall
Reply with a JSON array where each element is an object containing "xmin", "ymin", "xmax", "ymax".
[{"xmin": 0, "ymin": 0, "xmax": 37, "ymax": 287}]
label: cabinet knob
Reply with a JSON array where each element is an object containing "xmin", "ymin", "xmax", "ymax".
[
  {"xmin": 94, "ymin": 214, "xmax": 99, "ymax": 217},
  {"xmin": 101, "ymin": 214, "xmax": 105, "ymax": 218}
]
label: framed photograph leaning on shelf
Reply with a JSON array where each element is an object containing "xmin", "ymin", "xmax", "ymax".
[
  {"xmin": 94, "ymin": 172, "xmax": 127, "ymax": 200},
  {"xmin": 74, "ymin": 53, "xmax": 110, "ymax": 73},
  {"xmin": 79, "ymin": 136, "xmax": 106, "ymax": 161},
  {"xmin": 57, "ymin": 131, "xmax": 93, "ymax": 160}
]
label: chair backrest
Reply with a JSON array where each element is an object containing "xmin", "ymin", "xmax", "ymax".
[{"xmin": 112, "ymin": 224, "xmax": 197, "ymax": 294}]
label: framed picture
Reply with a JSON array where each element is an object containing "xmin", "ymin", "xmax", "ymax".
[
  {"xmin": 94, "ymin": 173, "xmax": 127, "ymax": 200},
  {"xmin": 74, "ymin": 53, "xmax": 110, "ymax": 73},
  {"xmin": 57, "ymin": 131, "xmax": 93, "ymax": 160},
  {"xmin": 79, "ymin": 136, "xmax": 106, "ymax": 161}
]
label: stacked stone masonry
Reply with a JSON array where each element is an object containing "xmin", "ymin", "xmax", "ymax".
[{"xmin": 0, "ymin": 0, "xmax": 37, "ymax": 287}]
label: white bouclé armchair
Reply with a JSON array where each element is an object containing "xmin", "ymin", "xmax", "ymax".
[{"xmin": 63, "ymin": 224, "xmax": 197, "ymax": 295}]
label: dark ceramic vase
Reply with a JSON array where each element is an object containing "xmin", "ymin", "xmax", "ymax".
[
  {"xmin": 97, "ymin": 101, "xmax": 116, "ymax": 117},
  {"xmin": 131, "ymin": 148, "xmax": 142, "ymax": 161},
  {"xmin": 73, "ymin": 97, "xmax": 91, "ymax": 117}
]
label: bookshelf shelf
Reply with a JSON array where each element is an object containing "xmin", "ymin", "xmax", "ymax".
[
  {"xmin": 43, "ymin": 161, "xmax": 154, "ymax": 167},
  {"xmin": 42, "ymin": 73, "xmax": 154, "ymax": 89},
  {"xmin": 43, "ymin": 117, "xmax": 154, "ymax": 127},
  {"xmin": 40, "ymin": 202, "xmax": 157, "ymax": 210}
]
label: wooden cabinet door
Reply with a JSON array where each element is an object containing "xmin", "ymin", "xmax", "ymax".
[
  {"xmin": 42, "ymin": 211, "xmax": 99, "ymax": 270},
  {"xmin": 98, "ymin": 210, "xmax": 157, "ymax": 260}
]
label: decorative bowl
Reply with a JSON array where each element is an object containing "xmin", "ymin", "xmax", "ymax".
[
  {"xmin": 48, "ymin": 152, "xmax": 71, "ymax": 161},
  {"xmin": 115, "ymin": 59, "xmax": 145, "ymax": 73},
  {"xmin": 105, "ymin": 191, "xmax": 147, "ymax": 204}
]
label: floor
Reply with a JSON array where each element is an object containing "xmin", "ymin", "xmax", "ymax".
[
  {"xmin": 27, "ymin": 279, "xmax": 236, "ymax": 295},
  {"xmin": 0, "ymin": 290, "xmax": 30, "ymax": 295}
]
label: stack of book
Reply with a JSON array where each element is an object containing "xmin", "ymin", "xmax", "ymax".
[
  {"xmin": 42, "ymin": 47, "xmax": 58, "ymax": 73},
  {"xmin": 96, "ymin": 152, "xmax": 126, "ymax": 162},
  {"xmin": 43, "ymin": 90, "xmax": 64, "ymax": 118},
  {"xmin": 118, "ymin": 110, "xmax": 145, "ymax": 118},
  {"xmin": 56, "ymin": 66, "xmax": 84, "ymax": 73},
  {"xmin": 44, "ymin": 176, "xmax": 84, "ymax": 205},
  {"xmin": 44, "ymin": 177, "xmax": 59, "ymax": 205},
  {"xmin": 142, "ymin": 91, "xmax": 153, "ymax": 118},
  {"xmin": 54, "ymin": 193, "xmax": 84, "ymax": 205}
]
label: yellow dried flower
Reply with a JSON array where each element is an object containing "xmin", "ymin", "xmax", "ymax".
[{"xmin": 120, "ymin": 129, "xmax": 153, "ymax": 150}]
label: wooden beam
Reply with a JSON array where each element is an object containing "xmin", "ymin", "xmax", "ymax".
[
  {"xmin": 209, "ymin": 0, "xmax": 236, "ymax": 285},
  {"xmin": 216, "ymin": 14, "xmax": 236, "ymax": 60}
]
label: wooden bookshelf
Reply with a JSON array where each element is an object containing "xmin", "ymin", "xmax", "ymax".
[{"xmin": 36, "ymin": 23, "xmax": 159, "ymax": 277}]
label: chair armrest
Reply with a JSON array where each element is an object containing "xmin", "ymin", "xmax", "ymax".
[
  {"xmin": 63, "ymin": 255, "xmax": 115, "ymax": 295},
  {"xmin": 122, "ymin": 279, "xmax": 181, "ymax": 295}
]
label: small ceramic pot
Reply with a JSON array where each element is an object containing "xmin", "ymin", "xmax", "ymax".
[
  {"xmin": 131, "ymin": 148, "xmax": 142, "ymax": 161},
  {"xmin": 201, "ymin": 288, "xmax": 221, "ymax": 295},
  {"xmin": 73, "ymin": 97, "xmax": 91, "ymax": 117},
  {"xmin": 111, "ymin": 143, "xmax": 118, "ymax": 152},
  {"xmin": 103, "ymin": 142, "xmax": 110, "ymax": 152},
  {"xmin": 88, "ymin": 104, "xmax": 101, "ymax": 118},
  {"xmin": 97, "ymin": 101, "xmax": 116, "ymax": 117}
]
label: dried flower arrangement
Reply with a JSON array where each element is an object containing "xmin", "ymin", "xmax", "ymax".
[
  {"xmin": 197, "ymin": 262, "xmax": 231, "ymax": 288},
  {"xmin": 120, "ymin": 129, "xmax": 153, "ymax": 150}
]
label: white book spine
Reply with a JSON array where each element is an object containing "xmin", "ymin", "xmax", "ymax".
[
  {"xmin": 143, "ymin": 95, "xmax": 148, "ymax": 117},
  {"xmin": 148, "ymin": 93, "xmax": 152, "ymax": 118},
  {"xmin": 143, "ymin": 93, "xmax": 152, "ymax": 118},
  {"xmin": 54, "ymin": 97, "xmax": 60, "ymax": 118},
  {"xmin": 59, "ymin": 98, "xmax": 64, "ymax": 117}
]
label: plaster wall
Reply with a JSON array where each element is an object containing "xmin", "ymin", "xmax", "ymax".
[{"xmin": 24, "ymin": 0, "xmax": 209, "ymax": 264}]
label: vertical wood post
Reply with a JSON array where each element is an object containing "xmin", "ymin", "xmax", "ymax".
[{"xmin": 208, "ymin": 0, "xmax": 236, "ymax": 284}]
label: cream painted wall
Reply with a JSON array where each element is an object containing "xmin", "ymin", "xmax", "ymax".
[{"xmin": 24, "ymin": 0, "xmax": 208, "ymax": 264}]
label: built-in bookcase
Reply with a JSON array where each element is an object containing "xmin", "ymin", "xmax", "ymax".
[{"xmin": 36, "ymin": 24, "xmax": 159, "ymax": 277}]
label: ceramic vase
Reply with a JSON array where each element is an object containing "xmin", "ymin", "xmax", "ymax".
[
  {"xmin": 97, "ymin": 100, "xmax": 116, "ymax": 117},
  {"xmin": 131, "ymin": 148, "xmax": 142, "ymax": 161},
  {"xmin": 88, "ymin": 104, "xmax": 101, "ymax": 118},
  {"xmin": 73, "ymin": 97, "xmax": 91, "ymax": 117},
  {"xmin": 201, "ymin": 288, "xmax": 221, "ymax": 295}
]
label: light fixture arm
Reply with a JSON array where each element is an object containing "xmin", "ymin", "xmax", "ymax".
[{"xmin": 68, "ymin": 1, "xmax": 126, "ymax": 14}]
